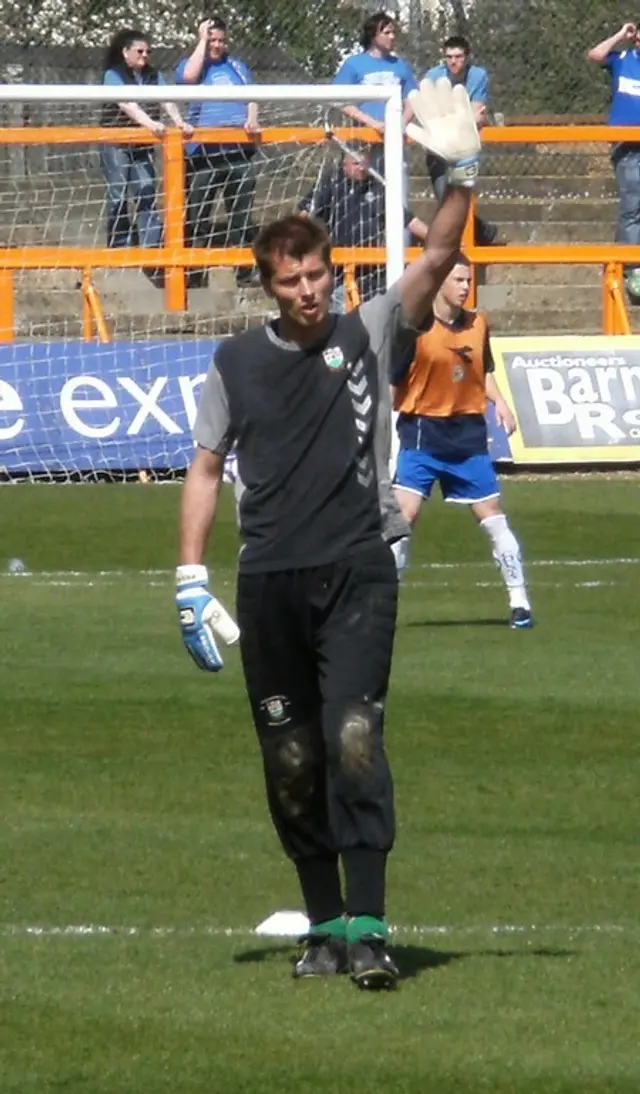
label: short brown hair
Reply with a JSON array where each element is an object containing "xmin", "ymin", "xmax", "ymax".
[
  {"xmin": 253, "ymin": 214, "xmax": 331, "ymax": 280},
  {"xmin": 444, "ymin": 35, "xmax": 470, "ymax": 55},
  {"xmin": 207, "ymin": 14, "xmax": 227, "ymax": 33}
]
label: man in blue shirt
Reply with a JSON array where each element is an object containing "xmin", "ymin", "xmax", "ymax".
[
  {"xmin": 333, "ymin": 9, "xmax": 417, "ymax": 220},
  {"xmin": 588, "ymin": 22, "xmax": 640, "ymax": 296},
  {"xmin": 424, "ymin": 36, "xmax": 497, "ymax": 246},
  {"xmin": 334, "ymin": 11, "xmax": 418, "ymax": 133},
  {"xmin": 176, "ymin": 14, "xmax": 260, "ymax": 288}
]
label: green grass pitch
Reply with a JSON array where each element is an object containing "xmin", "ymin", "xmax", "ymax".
[{"xmin": 1, "ymin": 476, "xmax": 639, "ymax": 1093}]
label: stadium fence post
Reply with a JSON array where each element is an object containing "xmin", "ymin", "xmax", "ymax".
[
  {"xmin": 382, "ymin": 85, "xmax": 405, "ymax": 287},
  {"xmin": 164, "ymin": 127, "xmax": 187, "ymax": 312},
  {"xmin": 0, "ymin": 268, "xmax": 14, "ymax": 341}
]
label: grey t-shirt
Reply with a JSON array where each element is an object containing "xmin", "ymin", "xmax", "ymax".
[{"xmin": 193, "ymin": 283, "xmax": 415, "ymax": 572}]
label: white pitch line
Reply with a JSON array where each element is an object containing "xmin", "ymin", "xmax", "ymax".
[
  {"xmin": 22, "ymin": 578, "xmax": 620, "ymax": 591},
  {"xmin": 0, "ymin": 573, "xmax": 173, "ymax": 582},
  {"xmin": 404, "ymin": 579, "xmax": 617, "ymax": 590},
  {"xmin": 28, "ymin": 580, "xmax": 172, "ymax": 588},
  {"xmin": 1, "ymin": 558, "xmax": 640, "ymax": 581},
  {"xmin": 417, "ymin": 557, "xmax": 640, "ymax": 571},
  {"xmin": 1, "ymin": 923, "xmax": 637, "ymax": 940}
]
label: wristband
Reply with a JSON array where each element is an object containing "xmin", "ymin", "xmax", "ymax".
[
  {"xmin": 176, "ymin": 564, "xmax": 208, "ymax": 586},
  {"xmin": 446, "ymin": 160, "xmax": 479, "ymax": 188}
]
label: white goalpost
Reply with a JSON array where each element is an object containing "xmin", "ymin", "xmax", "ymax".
[{"xmin": 0, "ymin": 83, "xmax": 406, "ymax": 481}]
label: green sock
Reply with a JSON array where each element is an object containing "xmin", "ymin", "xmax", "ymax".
[
  {"xmin": 310, "ymin": 915, "xmax": 347, "ymax": 939},
  {"xmin": 346, "ymin": 915, "xmax": 389, "ymax": 945}
]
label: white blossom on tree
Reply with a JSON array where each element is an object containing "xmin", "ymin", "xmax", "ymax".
[
  {"xmin": 0, "ymin": 0, "xmax": 212, "ymax": 47},
  {"xmin": 0, "ymin": 0, "xmax": 357, "ymax": 72}
]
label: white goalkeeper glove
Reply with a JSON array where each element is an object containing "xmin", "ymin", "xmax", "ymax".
[
  {"xmin": 176, "ymin": 564, "xmax": 240, "ymax": 673},
  {"xmin": 406, "ymin": 77, "xmax": 481, "ymax": 188}
]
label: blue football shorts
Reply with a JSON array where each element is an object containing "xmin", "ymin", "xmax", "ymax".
[{"xmin": 394, "ymin": 448, "xmax": 500, "ymax": 504}]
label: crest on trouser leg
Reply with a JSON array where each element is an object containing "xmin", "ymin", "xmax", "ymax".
[{"xmin": 260, "ymin": 694, "xmax": 291, "ymax": 726}]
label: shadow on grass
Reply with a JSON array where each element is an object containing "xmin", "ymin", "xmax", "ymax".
[
  {"xmin": 233, "ymin": 943, "xmax": 577, "ymax": 980},
  {"xmin": 233, "ymin": 944, "xmax": 294, "ymax": 966},
  {"xmin": 392, "ymin": 944, "xmax": 460, "ymax": 978},
  {"xmin": 394, "ymin": 944, "xmax": 577, "ymax": 980},
  {"xmin": 232, "ymin": 943, "xmax": 460, "ymax": 976}
]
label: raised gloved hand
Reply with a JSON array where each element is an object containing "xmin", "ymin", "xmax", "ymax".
[
  {"xmin": 176, "ymin": 564, "xmax": 240, "ymax": 672},
  {"xmin": 406, "ymin": 77, "xmax": 481, "ymax": 188}
]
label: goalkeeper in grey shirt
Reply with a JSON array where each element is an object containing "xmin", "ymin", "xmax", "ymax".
[{"xmin": 175, "ymin": 80, "xmax": 480, "ymax": 990}]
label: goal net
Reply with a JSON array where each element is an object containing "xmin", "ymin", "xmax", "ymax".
[{"xmin": 0, "ymin": 83, "xmax": 406, "ymax": 481}]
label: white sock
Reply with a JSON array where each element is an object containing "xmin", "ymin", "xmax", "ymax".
[
  {"xmin": 479, "ymin": 514, "xmax": 530, "ymax": 610},
  {"xmin": 391, "ymin": 535, "xmax": 411, "ymax": 580}
]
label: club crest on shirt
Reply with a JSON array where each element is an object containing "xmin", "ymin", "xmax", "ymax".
[
  {"xmin": 323, "ymin": 347, "xmax": 345, "ymax": 371},
  {"xmin": 452, "ymin": 344, "xmax": 473, "ymax": 383}
]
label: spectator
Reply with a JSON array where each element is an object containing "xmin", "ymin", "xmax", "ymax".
[
  {"xmin": 587, "ymin": 22, "xmax": 640, "ymax": 297},
  {"xmin": 424, "ymin": 36, "xmax": 497, "ymax": 246},
  {"xmin": 176, "ymin": 14, "xmax": 261, "ymax": 290},
  {"xmin": 299, "ymin": 143, "xmax": 427, "ymax": 309},
  {"xmin": 334, "ymin": 11, "xmax": 418, "ymax": 135},
  {"xmin": 100, "ymin": 28, "xmax": 193, "ymax": 285},
  {"xmin": 333, "ymin": 8, "xmax": 417, "ymax": 213}
]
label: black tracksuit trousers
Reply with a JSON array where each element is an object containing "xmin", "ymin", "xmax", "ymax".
[{"xmin": 236, "ymin": 541, "xmax": 398, "ymax": 923}]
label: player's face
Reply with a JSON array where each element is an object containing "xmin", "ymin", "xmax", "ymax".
[
  {"xmin": 444, "ymin": 49, "xmax": 469, "ymax": 79},
  {"xmin": 442, "ymin": 263, "xmax": 472, "ymax": 308},
  {"xmin": 265, "ymin": 249, "xmax": 334, "ymax": 331},
  {"xmin": 124, "ymin": 40, "xmax": 151, "ymax": 70}
]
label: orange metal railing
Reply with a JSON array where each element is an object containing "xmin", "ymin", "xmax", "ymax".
[
  {"xmin": 0, "ymin": 121, "xmax": 636, "ymax": 339},
  {"xmin": 81, "ymin": 268, "xmax": 111, "ymax": 342},
  {"xmin": 602, "ymin": 261, "xmax": 632, "ymax": 336},
  {"xmin": 344, "ymin": 265, "xmax": 361, "ymax": 312}
]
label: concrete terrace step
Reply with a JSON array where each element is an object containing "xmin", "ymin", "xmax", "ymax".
[
  {"xmin": 14, "ymin": 310, "xmax": 271, "ymax": 340},
  {"xmin": 475, "ymin": 177, "xmax": 617, "ymax": 200},
  {"xmin": 410, "ymin": 196, "xmax": 618, "ymax": 223},
  {"xmin": 478, "ymin": 150, "xmax": 613, "ymax": 177},
  {"xmin": 21, "ymin": 271, "xmax": 609, "ymax": 320},
  {"xmin": 14, "ymin": 307, "xmax": 621, "ymax": 340},
  {"xmin": 12, "ymin": 266, "xmax": 620, "ymax": 337},
  {"xmin": 15, "ymin": 270, "xmax": 269, "ymax": 320},
  {"xmin": 483, "ymin": 264, "xmax": 602, "ymax": 286},
  {"xmin": 477, "ymin": 282, "xmax": 601, "ymax": 312},
  {"xmin": 484, "ymin": 308, "xmax": 611, "ymax": 335},
  {"xmin": 489, "ymin": 223, "xmax": 614, "ymax": 243}
]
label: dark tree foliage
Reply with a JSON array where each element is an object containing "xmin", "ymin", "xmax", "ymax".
[
  {"xmin": 457, "ymin": 0, "xmax": 632, "ymax": 115},
  {"xmin": 2, "ymin": 0, "xmax": 636, "ymax": 113},
  {"xmin": 221, "ymin": 0, "xmax": 361, "ymax": 78}
]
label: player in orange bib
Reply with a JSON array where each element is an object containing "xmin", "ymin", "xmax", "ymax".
[{"xmin": 391, "ymin": 253, "xmax": 533, "ymax": 628}]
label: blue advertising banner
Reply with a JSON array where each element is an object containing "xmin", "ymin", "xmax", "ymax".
[
  {"xmin": 0, "ymin": 340, "xmax": 512, "ymax": 474},
  {"xmin": 0, "ymin": 341, "xmax": 217, "ymax": 473}
]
